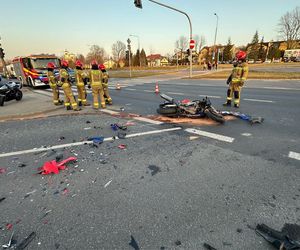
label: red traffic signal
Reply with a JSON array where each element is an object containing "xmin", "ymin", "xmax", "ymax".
[
  {"xmin": 189, "ymin": 39, "xmax": 195, "ymax": 49},
  {"xmin": 134, "ymin": 0, "xmax": 142, "ymax": 8}
]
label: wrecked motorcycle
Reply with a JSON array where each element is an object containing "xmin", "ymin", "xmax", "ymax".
[
  {"xmin": 0, "ymin": 81, "xmax": 23, "ymax": 106},
  {"xmin": 157, "ymin": 93, "xmax": 225, "ymax": 124}
]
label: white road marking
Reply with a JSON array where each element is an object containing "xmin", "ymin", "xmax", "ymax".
[
  {"xmin": 143, "ymin": 90, "xmax": 154, "ymax": 93},
  {"xmin": 241, "ymin": 133, "xmax": 252, "ymax": 137},
  {"xmin": 167, "ymin": 92, "xmax": 185, "ymax": 95},
  {"xmin": 101, "ymin": 109, "xmax": 119, "ymax": 115},
  {"xmin": 263, "ymin": 87, "xmax": 300, "ymax": 91},
  {"xmin": 198, "ymin": 94, "xmax": 221, "ymax": 99},
  {"xmin": 243, "ymin": 98, "xmax": 274, "ymax": 103},
  {"xmin": 126, "ymin": 88, "xmax": 137, "ymax": 91},
  {"xmin": 133, "ymin": 117, "xmax": 164, "ymax": 125},
  {"xmin": 185, "ymin": 128, "xmax": 234, "ymax": 143},
  {"xmin": 288, "ymin": 151, "xmax": 300, "ymax": 161},
  {"xmin": 0, "ymin": 127, "xmax": 181, "ymax": 158},
  {"xmin": 104, "ymin": 180, "xmax": 112, "ymax": 188}
]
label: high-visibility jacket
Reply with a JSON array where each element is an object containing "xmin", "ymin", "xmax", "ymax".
[
  {"xmin": 232, "ymin": 62, "xmax": 248, "ymax": 85},
  {"xmin": 89, "ymin": 69, "xmax": 103, "ymax": 85},
  {"xmin": 75, "ymin": 69, "xmax": 88, "ymax": 87}
]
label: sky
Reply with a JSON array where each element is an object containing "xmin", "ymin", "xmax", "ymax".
[{"xmin": 0, "ymin": 0, "xmax": 299, "ymax": 59}]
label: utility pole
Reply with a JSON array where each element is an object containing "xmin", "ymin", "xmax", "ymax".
[
  {"xmin": 134, "ymin": 0, "xmax": 193, "ymax": 78},
  {"xmin": 213, "ymin": 13, "xmax": 219, "ymax": 69},
  {"xmin": 127, "ymin": 38, "xmax": 132, "ymax": 78}
]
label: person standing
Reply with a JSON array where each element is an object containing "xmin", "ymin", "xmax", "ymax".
[
  {"xmin": 89, "ymin": 60, "xmax": 105, "ymax": 109},
  {"xmin": 59, "ymin": 60, "xmax": 80, "ymax": 111},
  {"xmin": 47, "ymin": 62, "xmax": 63, "ymax": 106},
  {"xmin": 75, "ymin": 60, "xmax": 90, "ymax": 106},
  {"xmin": 223, "ymin": 51, "xmax": 248, "ymax": 108},
  {"xmin": 98, "ymin": 64, "xmax": 112, "ymax": 105}
]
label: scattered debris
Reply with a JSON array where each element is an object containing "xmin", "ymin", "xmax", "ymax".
[
  {"xmin": 129, "ymin": 235, "xmax": 140, "ymax": 250},
  {"xmin": 120, "ymin": 107, "xmax": 125, "ymax": 111},
  {"xmin": 38, "ymin": 157, "xmax": 77, "ymax": 175},
  {"xmin": 117, "ymin": 124, "xmax": 127, "ymax": 131},
  {"xmin": 104, "ymin": 180, "xmax": 112, "ymax": 188},
  {"xmin": 118, "ymin": 144, "xmax": 127, "ymax": 150},
  {"xmin": 241, "ymin": 133, "xmax": 252, "ymax": 137},
  {"xmin": 62, "ymin": 188, "xmax": 68, "ymax": 195},
  {"xmin": 89, "ymin": 151, "xmax": 95, "ymax": 154},
  {"xmin": 111, "ymin": 124, "xmax": 118, "ymax": 131},
  {"xmin": 17, "ymin": 163, "xmax": 27, "ymax": 168},
  {"xmin": 148, "ymin": 165, "xmax": 161, "ymax": 176},
  {"xmin": 117, "ymin": 131, "xmax": 126, "ymax": 139},
  {"xmin": 0, "ymin": 197, "xmax": 6, "ymax": 203},
  {"xmin": 221, "ymin": 111, "xmax": 264, "ymax": 125},
  {"xmin": 236, "ymin": 228, "xmax": 243, "ymax": 233},
  {"xmin": 2, "ymin": 231, "xmax": 15, "ymax": 249},
  {"xmin": 86, "ymin": 120, "xmax": 91, "ymax": 124},
  {"xmin": 88, "ymin": 136, "xmax": 104, "ymax": 144},
  {"xmin": 125, "ymin": 122, "xmax": 135, "ymax": 126},
  {"xmin": 255, "ymin": 223, "xmax": 300, "ymax": 249},
  {"xmin": 84, "ymin": 127, "xmax": 92, "ymax": 130},
  {"xmin": 16, "ymin": 231, "xmax": 36, "ymax": 250},
  {"xmin": 7, "ymin": 171, "xmax": 16, "ymax": 175},
  {"xmin": 99, "ymin": 158, "xmax": 108, "ymax": 164},
  {"xmin": 203, "ymin": 242, "xmax": 217, "ymax": 250},
  {"xmin": 58, "ymin": 136, "xmax": 65, "ymax": 141},
  {"xmin": 55, "ymin": 152, "xmax": 64, "ymax": 162},
  {"xmin": 189, "ymin": 136, "xmax": 199, "ymax": 140},
  {"xmin": 6, "ymin": 223, "xmax": 13, "ymax": 230},
  {"xmin": 0, "ymin": 167, "xmax": 6, "ymax": 174},
  {"xmin": 24, "ymin": 189, "xmax": 37, "ymax": 199},
  {"xmin": 175, "ymin": 240, "xmax": 182, "ymax": 246}
]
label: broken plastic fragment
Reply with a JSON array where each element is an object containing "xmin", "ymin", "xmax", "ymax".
[
  {"xmin": 111, "ymin": 124, "xmax": 118, "ymax": 131},
  {"xmin": 104, "ymin": 180, "xmax": 112, "ymax": 188},
  {"xmin": 15, "ymin": 231, "xmax": 36, "ymax": 250},
  {"xmin": 0, "ymin": 197, "xmax": 6, "ymax": 203},
  {"xmin": 203, "ymin": 242, "xmax": 217, "ymax": 250},
  {"xmin": 118, "ymin": 144, "xmax": 126, "ymax": 150},
  {"xmin": 88, "ymin": 136, "xmax": 104, "ymax": 144},
  {"xmin": 129, "ymin": 235, "xmax": 140, "ymax": 250},
  {"xmin": 6, "ymin": 223, "xmax": 13, "ymax": 230},
  {"xmin": 117, "ymin": 131, "xmax": 126, "ymax": 139},
  {"xmin": 0, "ymin": 167, "xmax": 6, "ymax": 174},
  {"xmin": 39, "ymin": 157, "xmax": 77, "ymax": 175},
  {"xmin": 2, "ymin": 231, "xmax": 14, "ymax": 249}
]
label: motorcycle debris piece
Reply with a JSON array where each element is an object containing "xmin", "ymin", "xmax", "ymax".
[
  {"xmin": 118, "ymin": 144, "xmax": 126, "ymax": 150},
  {"xmin": 111, "ymin": 124, "xmax": 119, "ymax": 131},
  {"xmin": 16, "ymin": 232, "xmax": 36, "ymax": 250},
  {"xmin": 0, "ymin": 167, "xmax": 6, "ymax": 174},
  {"xmin": 129, "ymin": 235, "xmax": 140, "ymax": 250},
  {"xmin": 0, "ymin": 197, "xmax": 6, "ymax": 203},
  {"xmin": 255, "ymin": 223, "xmax": 300, "ymax": 250},
  {"xmin": 6, "ymin": 223, "xmax": 13, "ymax": 230},
  {"xmin": 250, "ymin": 117, "xmax": 264, "ymax": 125},
  {"xmin": 117, "ymin": 124, "xmax": 127, "ymax": 130},
  {"xmin": 117, "ymin": 131, "xmax": 126, "ymax": 139},
  {"xmin": 55, "ymin": 152, "xmax": 64, "ymax": 162},
  {"xmin": 104, "ymin": 180, "xmax": 112, "ymax": 188},
  {"xmin": 17, "ymin": 163, "xmax": 27, "ymax": 168},
  {"xmin": 2, "ymin": 231, "xmax": 15, "ymax": 249},
  {"xmin": 38, "ymin": 157, "xmax": 77, "ymax": 175},
  {"xmin": 88, "ymin": 136, "xmax": 104, "ymax": 144},
  {"xmin": 125, "ymin": 121, "xmax": 135, "ymax": 126},
  {"xmin": 203, "ymin": 242, "xmax": 217, "ymax": 250},
  {"xmin": 58, "ymin": 136, "xmax": 65, "ymax": 141},
  {"xmin": 148, "ymin": 165, "xmax": 161, "ymax": 176},
  {"xmin": 181, "ymin": 99, "xmax": 191, "ymax": 104},
  {"xmin": 86, "ymin": 120, "xmax": 91, "ymax": 124},
  {"xmin": 189, "ymin": 136, "xmax": 199, "ymax": 141}
]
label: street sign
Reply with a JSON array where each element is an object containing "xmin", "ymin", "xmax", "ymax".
[{"xmin": 189, "ymin": 39, "xmax": 195, "ymax": 50}]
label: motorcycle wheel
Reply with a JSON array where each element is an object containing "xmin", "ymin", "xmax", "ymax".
[
  {"xmin": 157, "ymin": 104, "xmax": 178, "ymax": 116},
  {"xmin": 15, "ymin": 90, "xmax": 23, "ymax": 101},
  {"xmin": 205, "ymin": 107, "xmax": 225, "ymax": 124}
]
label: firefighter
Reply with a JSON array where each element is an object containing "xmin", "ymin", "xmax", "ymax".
[
  {"xmin": 223, "ymin": 51, "xmax": 248, "ymax": 108},
  {"xmin": 88, "ymin": 60, "xmax": 105, "ymax": 109},
  {"xmin": 98, "ymin": 64, "xmax": 112, "ymax": 105},
  {"xmin": 75, "ymin": 60, "xmax": 90, "ymax": 106},
  {"xmin": 59, "ymin": 60, "xmax": 80, "ymax": 111},
  {"xmin": 47, "ymin": 62, "xmax": 63, "ymax": 106}
]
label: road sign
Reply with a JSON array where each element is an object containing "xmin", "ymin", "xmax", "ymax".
[{"xmin": 189, "ymin": 39, "xmax": 195, "ymax": 50}]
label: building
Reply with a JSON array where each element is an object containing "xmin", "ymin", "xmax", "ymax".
[{"xmin": 146, "ymin": 54, "xmax": 169, "ymax": 67}]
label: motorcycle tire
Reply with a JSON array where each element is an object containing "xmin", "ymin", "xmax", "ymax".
[
  {"xmin": 157, "ymin": 105, "xmax": 178, "ymax": 115},
  {"xmin": 15, "ymin": 90, "xmax": 23, "ymax": 101},
  {"xmin": 205, "ymin": 107, "xmax": 225, "ymax": 124}
]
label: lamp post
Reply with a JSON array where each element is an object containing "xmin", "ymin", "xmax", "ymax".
[
  {"xmin": 134, "ymin": 0, "xmax": 193, "ymax": 78},
  {"xmin": 213, "ymin": 13, "xmax": 219, "ymax": 69},
  {"xmin": 129, "ymin": 34, "xmax": 141, "ymax": 67},
  {"xmin": 174, "ymin": 48, "xmax": 179, "ymax": 71}
]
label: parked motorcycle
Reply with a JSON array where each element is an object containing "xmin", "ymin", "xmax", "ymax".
[
  {"xmin": 157, "ymin": 93, "xmax": 225, "ymax": 124},
  {"xmin": 0, "ymin": 81, "xmax": 23, "ymax": 106}
]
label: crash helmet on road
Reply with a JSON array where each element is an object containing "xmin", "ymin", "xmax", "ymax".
[
  {"xmin": 47, "ymin": 62, "xmax": 55, "ymax": 70},
  {"xmin": 98, "ymin": 64, "xmax": 105, "ymax": 70},
  {"xmin": 236, "ymin": 51, "xmax": 247, "ymax": 60},
  {"xmin": 61, "ymin": 60, "xmax": 69, "ymax": 68},
  {"xmin": 75, "ymin": 60, "xmax": 83, "ymax": 68}
]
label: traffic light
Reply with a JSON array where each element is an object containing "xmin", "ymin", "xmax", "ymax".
[
  {"xmin": 126, "ymin": 50, "xmax": 129, "ymax": 60},
  {"xmin": 0, "ymin": 48, "xmax": 4, "ymax": 58},
  {"xmin": 134, "ymin": 0, "xmax": 142, "ymax": 9}
]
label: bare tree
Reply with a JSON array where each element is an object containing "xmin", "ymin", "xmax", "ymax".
[
  {"xmin": 175, "ymin": 36, "xmax": 188, "ymax": 64},
  {"xmin": 112, "ymin": 41, "xmax": 126, "ymax": 67},
  {"xmin": 193, "ymin": 34, "xmax": 206, "ymax": 52},
  {"xmin": 76, "ymin": 54, "xmax": 85, "ymax": 64},
  {"xmin": 86, "ymin": 45, "xmax": 106, "ymax": 64},
  {"xmin": 278, "ymin": 7, "xmax": 300, "ymax": 49}
]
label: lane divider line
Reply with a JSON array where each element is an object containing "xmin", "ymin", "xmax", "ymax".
[
  {"xmin": 288, "ymin": 151, "xmax": 300, "ymax": 161},
  {"xmin": 133, "ymin": 117, "xmax": 164, "ymax": 125},
  {"xmin": 198, "ymin": 94, "xmax": 221, "ymax": 99},
  {"xmin": 243, "ymin": 98, "xmax": 274, "ymax": 103},
  {"xmin": 167, "ymin": 92, "xmax": 185, "ymax": 95},
  {"xmin": 0, "ymin": 127, "xmax": 182, "ymax": 158},
  {"xmin": 185, "ymin": 128, "xmax": 234, "ymax": 143}
]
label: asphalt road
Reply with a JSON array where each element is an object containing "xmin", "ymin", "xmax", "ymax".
[{"xmin": 0, "ymin": 75, "xmax": 299, "ymax": 249}]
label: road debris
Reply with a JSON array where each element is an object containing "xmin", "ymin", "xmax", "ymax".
[
  {"xmin": 6, "ymin": 223, "xmax": 13, "ymax": 230},
  {"xmin": 175, "ymin": 240, "xmax": 182, "ymax": 246},
  {"xmin": 84, "ymin": 127, "xmax": 92, "ymax": 130},
  {"xmin": 148, "ymin": 165, "xmax": 161, "ymax": 176},
  {"xmin": 104, "ymin": 180, "xmax": 112, "ymax": 188},
  {"xmin": 125, "ymin": 121, "xmax": 135, "ymax": 126},
  {"xmin": 38, "ymin": 157, "xmax": 77, "ymax": 175},
  {"xmin": 117, "ymin": 131, "xmax": 126, "ymax": 139},
  {"xmin": 118, "ymin": 144, "xmax": 126, "ymax": 150},
  {"xmin": 189, "ymin": 136, "xmax": 199, "ymax": 140},
  {"xmin": 111, "ymin": 124, "xmax": 119, "ymax": 131},
  {"xmin": 17, "ymin": 163, "xmax": 27, "ymax": 168},
  {"xmin": 88, "ymin": 136, "xmax": 104, "ymax": 144},
  {"xmin": 15, "ymin": 231, "xmax": 36, "ymax": 250},
  {"xmin": 203, "ymin": 242, "xmax": 217, "ymax": 250},
  {"xmin": 255, "ymin": 223, "xmax": 300, "ymax": 249},
  {"xmin": 129, "ymin": 235, "xmax": 140, "ymax": 250},
  {"xmin": 0, "ymin": 167, "xmax": 6, "ymax": 174},
  {"xmin": 2, "ymin": 231, "xmax": 15, "ymax": 249},
  {"xmin": 221, "ymin": 111, "xmax": 264, "ymax": 125},
  {"xmin": 62, "ymin": 188, "xmax": 69, "ymax": 195},
  {"xmin": 58, "ymin": 136, "xmax": 65, "ymax": 141},
  {"xmin": 86, "ymin": 120, "xmax": 91, "ymax": 124},
  {"xmin": 0, "ymin": 197, "xmax": 6, "ymax": 203}
]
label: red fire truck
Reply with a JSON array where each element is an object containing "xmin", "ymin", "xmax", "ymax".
[{"xmin": 12, "ymin": 55, "xmax": 60, "ymax": 87}]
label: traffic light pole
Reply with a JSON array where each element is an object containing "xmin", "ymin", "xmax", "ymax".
[{"xmin": 147, "ymin": 0, "xmax": 193, "ymax": 78}]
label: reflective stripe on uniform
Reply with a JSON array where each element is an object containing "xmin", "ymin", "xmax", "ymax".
[
  {"xmin": 78, "ymin": 99, "xmax": 82, "ymax": 101},
  {"xmin": 65, "ymin": 102, "xmax": 70, "ymax": 106},
  {"xmin": 71, "ymin": 103, "xmax": 77, "ymax": 107}
]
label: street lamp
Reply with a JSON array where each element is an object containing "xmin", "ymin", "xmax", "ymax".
[
  {"xmin": 213, "ymin": 13, "xmax": 219, "ymax": 69},
  {"xmin": 134, "ymin": 0, "xmax": 193, "ymax": 78},
  {"xmin": 129, "ymin": 34, "xmax": 141, "ymax": 67}
]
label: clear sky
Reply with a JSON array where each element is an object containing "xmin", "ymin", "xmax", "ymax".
[{"xmin": 0, "ymin": 0, "xmax": 299, "ymax": 59}]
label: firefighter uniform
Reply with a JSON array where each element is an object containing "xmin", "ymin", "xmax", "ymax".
[
  {"xmin": 224, "ymin": 51, "xmax": 248, "ymax": 108},
  {"xmin": 75, "ymin": 69, "xmax": 89, "ymax": 106},
  {"xmin": 99, "ymin": 64, "xmax": 112, "ymax": 105},
  {"xmin": 89, "ymin": 68, "xmax": 105, "ymax": 109},
  {"xmin": 47, "ymin": 70, "xmax": 62, "ymax": 105},
  {"xmin": 59, "ymin": 67, "xmax": 79, "ymax": 111}
]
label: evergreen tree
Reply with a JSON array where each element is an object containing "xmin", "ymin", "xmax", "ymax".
[
  {"xmin": 258, "ymin": 37, "xmax": 266, "ymax": 61},
  {"xmin": 248, "ymin": 31, "xmax": 260, "ymax": 61},
  {"xmin": 223, "ymin": 37, "xmax": 233, "ymax": 62},
  {"xmin": 140, "ymin": 49, "xmax": 147, "ymax": 67},
  {"xmin": 252, "ymin": 30, "xmax": 259, "ymax": 44},
  {"xmin": 133, "ymin": 49, "xmax": 140, "ymax": 66}
]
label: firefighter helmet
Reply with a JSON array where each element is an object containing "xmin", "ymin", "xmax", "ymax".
[
  {"xmin": 98, "ymin": 64, "xmax": 105, "ymax": 70},
  {"xmin": 236, "ymin": 51, "xmax": 247, "ymax": 60},
  {"xmin": 61, "ymin": 60, "xmax": 69, "ymax": 67},
  {"xmin": 75, "ymin": 60, "xmax": 83, "ymax": 67},
  {"xmin": 47, "ymin": 62, "xmax": 55, "ymax": 69}
]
